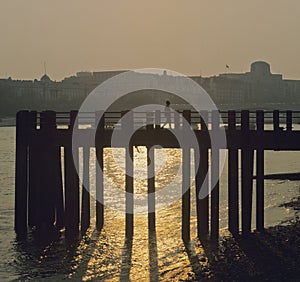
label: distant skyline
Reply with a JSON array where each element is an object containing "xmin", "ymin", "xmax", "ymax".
[{"xmin": 1, "ymin": 0, "xmax": 300, "ymax": 80}]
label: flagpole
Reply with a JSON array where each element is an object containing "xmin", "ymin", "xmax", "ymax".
[{"xmin": 226, "ymin": 64, "xmax": 230, "ymax": 73}]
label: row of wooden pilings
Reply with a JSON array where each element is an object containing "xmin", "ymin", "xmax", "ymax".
[
  {"xmin": 14, "ymin": 110, "xmax": 103, "ymax": 239},
  {"xmin": 15, "ymin": 109, "xmax": 283, "ymax": 241}
]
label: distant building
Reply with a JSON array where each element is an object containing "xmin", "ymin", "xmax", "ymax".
[
  {"xmin": 191, "ymin": 61, "xmax": 300, "ymax": 109},
  {"xmin": 1, "ymin": 61, "xmax": 300, "ymax": 114}
]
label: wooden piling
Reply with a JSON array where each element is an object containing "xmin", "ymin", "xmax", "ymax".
[
  {"xmin": 256, "ymin": 110, "xmax": 264, "ymax": 231},
  {"xmin": 28, "ymin": 111, "xmax": 38, "ymax": 228},
  {"xmin": 155, "ymin": 110, "xmax": 161, "ymax": 129},
  {"xmin": 286, "ymin": 111, "xmax": 292, "ymax": 131},
  {"xmin": 64, "ymin": 111, "xmax": 80, "ymax": 237},
  {"xmin": 95, "ymin": 111, "xmax": 104, "ymax": 231},
  {"xmin": 211, "ymin": 110, "xmax": 220, "ymax": 240},
  {"xmin": 195, "ymin": 110, "xmax": 209, "ymax": 239},
  {"xmin": 42, "ymin": 112, "xmax": 64, "ymax": 230},
  {"xmin": 147, "ymin": 112, "xmax": 156, "ymax": 231},
  {"xmin": 182, "ymin": 110, "xmax": 191, "ymax": 242},
  {"xmin": 147, "ymin": 145, "xmax": 155, "ymax": 231},
  {"xmin": 15, "ymin": 111, "xmax": 30, "ymax": 238},
  {"xmin": 39, "ymin": 111, "xmax": 56, "ymax": 229},
  {"xmin": 228, "ymin": 110, "xmax": 239, "ymax": 236},
  {"xmin": 273, "ymin": 110, "xmax": 280, "ymax": 131},
  {"xmin": 81, "ymin": 147, "xmax": 90, "ymax": 233},
  {"xmin": 174, "ymin": 110, "xmax": 180, "ymax": 129},
  {"xmin": 241, "ymin": 110, "xmax": 253, "ymax": 235},
  {"xmin": 123, "ymin": 111, "xmax": 134, "ymax": 238},
  {"xmin": 54, "ymin": 146, "xmax": 64, "ymax": 229}
]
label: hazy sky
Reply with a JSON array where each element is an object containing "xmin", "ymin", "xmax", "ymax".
[{"xmin": 1, "ymin": 0, "xmax": 300, "ymax": 80}]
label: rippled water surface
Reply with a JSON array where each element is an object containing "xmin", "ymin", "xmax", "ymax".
[{"xmin": 0, "ymin": 127, "xmax": 299, "ymax": 281}]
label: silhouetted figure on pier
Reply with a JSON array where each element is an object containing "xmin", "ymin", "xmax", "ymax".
[{"xmin": 162, "ymin": 100, "xmax": 171, "ymax": 128}]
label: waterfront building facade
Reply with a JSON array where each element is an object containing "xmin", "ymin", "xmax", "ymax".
[{"xmin": 1, "ymin": 61, "xmax": 300, "ymax": 115}]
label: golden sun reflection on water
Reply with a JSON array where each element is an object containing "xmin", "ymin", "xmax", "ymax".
[{"xmin": 68, "ymin": 148, "xmax": 212, "ymax": 281}]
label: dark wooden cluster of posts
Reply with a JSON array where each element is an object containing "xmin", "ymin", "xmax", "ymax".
[{"xmin": 15, "ymin": 109, "xmax": 300, "ymax": 241}]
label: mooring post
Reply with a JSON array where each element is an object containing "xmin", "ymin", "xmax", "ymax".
[
  {"xmin": 48, "ymin": 112, "xmax": 65, "ymax": 230},
  {"xmin": 81, "ymin": 147, "xmax": 90, "ymax": 233},
  {"xmin": 256, "ymin": 110, "xmax": 264, "ymax": 231},
  {"xmin": 286, "ymin": 110, "xmax": 293, "ymax": 132},
  {"xmin": 39, "ymin": 111, "xmax": 56, "ymax": 229},
  {"xmin": 28, "ymin": 111, "xmax": 38, "ymax": 228},
  {"xmin": 211, "ymin": 110, "xmax": 220, "ymax": 240},
  {"xmin": 147, "ymin": 112, "xmax": 156, "ymax": 231},
  {"xmin": 54, "ymin": 145, "xmax": 64, "ymax": 230},
  {"xmin": 195, "ymin": 110, "xmax": 209, "ymax": 239},
  {"xmin": 95, "ymin": 111, "xmax": 104, "ymax": 231},
  {"xmin": 44, "ymin": 111, "xmax": 64, "ymax": 230},
  {"xmin": 241, "ymin": 110, "xmax": 253, "ymax": 235},
  {"xmin": 228, "ymin": 110, "xmax": 239, "ymax": 236},
  {"xmin": 273, "ymin": 110, "xmax": 280, "ymax": 131},
  {"xmin": 182, "ymin": 110, "xmax": 191, "ymax": 242},
  {"xmin": 122, "ymin": 111, "xmax": 134, "ymax": 238},
  {"xmin": 15, "ymin": 111, "xmax": 30, "ymax": 238},
  {"xmin": 174, "ymin": 110, "xmax": 180, "ymax": 129},
  {"xmin": 65, "ymin": 110, "xmax": 80, "ymax": 237},
  {"xmin": 155, "ymin": 110, "xmax": 161, "ymax": 129},
  {"xmin": 29, "ymin": 112, "xmax": 45, "ymax": 229}
]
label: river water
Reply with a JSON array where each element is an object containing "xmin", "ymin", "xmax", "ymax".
[{"xmin": 0, "ymin": 126, "xmax": 299, "ymax": 281}]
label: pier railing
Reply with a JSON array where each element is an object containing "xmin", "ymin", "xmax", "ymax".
[
  {"xmin": 19, "ymin": 110, "xmax": 300, "ymax": 130},
  {"xmin": 15, "ymin": 110, "xmax": 300, "ymax": 240}
]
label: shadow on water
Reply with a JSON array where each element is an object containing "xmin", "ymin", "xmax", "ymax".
[
  {"xmin": 12, "ymin": 227, "xmax": 101, "ymax": 281},
  {"xmin": 183, "ymin": 241, "xmax": 203, "ymax": 277},
  {"xmin": 182, "ymin": 235, "xmax": 220, "ymax": 281},
  {"xmin": 11, "ymin": 213, "xmax": 237, "ymax": 281},
  {"xmin": 148, "ymin": 213, "xmax": 159, "ymax": 282},
  {"xmin": 119, "ymin": 211, "xmax": 135, "ymax": 281},
  {"xmin": 212, "ymin": 226, "xmax": 300, "ymax": 281},
  {"xmin": 13, "ymin": 231, "xmax": 78, "ymax": 280},
  {"xmin": 119, "ymin": 211, "xmax": 159, "ymax": 282},
  {"xmin": 11, "ymin": 213, "xmax": 300, "ymax": 281},
  {"xmin": 119, "ymin": 237, "xmax": 133, "ymax": 281}
]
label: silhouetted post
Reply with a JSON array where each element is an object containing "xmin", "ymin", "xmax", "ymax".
[
  {"xmin": 195, "ymin": 110, "xmax": 209, "ymax": 239},
  {"xmin": 43, "ymin": 111, "xmax": 64, "ymax": 230},
  {"xmin": 155, "ymin": 110, "xmax": 161, "ymax": 129},
  {"xmin": 28, "ymin": 112, "xmax": 44, "ymax": 229},
  {"xmin": 241, "ymin": 110, "xmax": 253, "ymax": 235},
  {"xmin": 95, "ymin": 111, "xmax": 104, "ymax": 231},
  {"xmin": 273, "ymin": 110, "xmax": 280, "ymax": 131},
  {"xmin": 39, "ymin": 111, "xmax": 56, "ymax": 229},
  {"xmin": 256, "ymin": 110, "xmax": 264, "ymax": 231},
  {"xmin": 15, "ymin": 111, "xmax": 30, "ymax": 238},
  {"xmin": 228, "ymin": 110, "xmax": 239, "ymax": 236},
  {"xmin": 81, "ymin": 147, "xmax": 90, "ymax": 233},
  {"xmin": 64, "ymin": 111, "xmax": 79, "ymax": 237},
  {"xmin": 28, "ymin": 112, "xmax": 64, "ymax": 230},
  {"xmin": 54, "ymin": 146, "xmax": 64, "ymax": 229},
  {"xmin": 28, "ymin": 111, "xmax": 38, "ymax": 228},
  {"xmin": 182, "ymin": 110, "xmax": 191, "ymax": 242},
  {"xmin": 123, "ymin": 111, "xmax": 134, "ymax": 238},
  {"xmin": 174, "ymin": 110, "xmax": 180, "ymax": 129},
  {"xmin": 147, "ymin": 112, "xmax": 156, "ymax": 231},
  {"xmin": 211, "ymin": 110, "xmax": 220, "ymax": 240},
  {"xmin": 286, "ymin": 111, "xmax": 293, "ymax": 131},
  {"xmin": 48, "ymin": 114, "xmax": 65, "ymax": 230}
]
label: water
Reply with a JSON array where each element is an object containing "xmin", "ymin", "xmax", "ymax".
[{"xmin": 0, "ymin": 127, "xmax": 299, "ymax": 281}]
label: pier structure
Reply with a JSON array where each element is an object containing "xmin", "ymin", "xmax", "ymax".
[{"xmin": 15, "ymin": 109, "xmax": 300, "ymax": 240}]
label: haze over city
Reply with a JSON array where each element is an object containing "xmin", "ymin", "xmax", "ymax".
[{"xmin": 1, "ymin": 0, "xmax": 300, "ymax": 81}]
